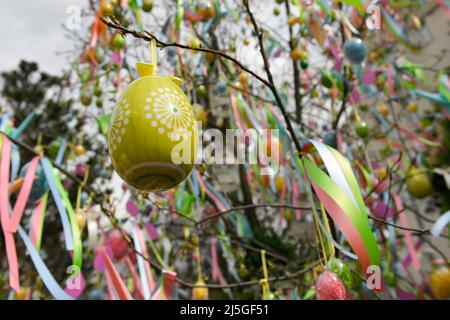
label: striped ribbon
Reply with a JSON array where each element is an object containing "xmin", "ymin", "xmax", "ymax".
[{"xmin": 302, "ymin": 139, "xmax": 381, "ymax": 281}]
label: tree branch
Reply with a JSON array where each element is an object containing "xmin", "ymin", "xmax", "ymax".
[
  {"xmin": 284, "ymin": 0, "xmax": 303, "ymax": 124},
  {"xmin": 242, "ymin": 0, "xmax": 303, "ymax": 155},
  {"xmin": 99, "ymin": 16, "xmax": 272, "ymax": 89}
]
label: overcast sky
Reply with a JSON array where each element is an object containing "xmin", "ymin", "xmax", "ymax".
[
  {"xmin": 2, "ymin": 1, "xmax": 447, "ymax": 77},
  {"xmin": 0, "ymin": 0, "xmax": 291, "ymax": 78},
  {"xmin": 0, "ymin": 0, "xmax": 85, "ymax": 74}
]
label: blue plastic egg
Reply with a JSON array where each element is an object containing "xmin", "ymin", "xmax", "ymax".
[
  {"xmin": 19, "ymin": 161, "xmax": 49, "ymax": 203},
  {"xmin": 88, "ymin": 289, "xmax": 105, "ymax": 300},
  {"xmin": 217, "ymin": 82, "xmax": 227, "ymax": 94},
  {"xmin": 343, "ymin": 38, "xmax": 366, "ymax": 64},
  {"xmin": 324, "ymin": 131, "xmax": 337, "ymax": 149},
  {"xmin": 167, "ymin": 48, "xmax": 176, "ymax": 58},
  {"xmin": 80, "ymin": 191, "xmax": 89, "ymax": 206}
]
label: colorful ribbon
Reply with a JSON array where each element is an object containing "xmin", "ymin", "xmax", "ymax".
[
  {"xmin": 302, "ymin": 140, "xmax": 381, "ymax": 279},
  {"xmin": 0, "ymin": 137, "xmax": 39, "ymax": 291},
  {"xmin": 100, "ymin": 247, "xmax": 133, "ymax": 300}
]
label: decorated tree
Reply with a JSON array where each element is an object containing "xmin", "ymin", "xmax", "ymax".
[{"xmin": 0, "ymin": 0, "xmax": 449, "ymax": 300}]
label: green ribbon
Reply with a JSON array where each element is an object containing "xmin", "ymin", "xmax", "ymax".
[
  {"xmin": 48, "ymin": 163, "xmax": 82, "ymax": 268},
  {"xmin": 304, "ymin": 158, "xmax": 380, "ymax": 267}
]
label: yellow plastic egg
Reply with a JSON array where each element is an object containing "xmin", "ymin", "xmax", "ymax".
[
  {"xmin": 108, "ymin": 50, "xmax": 198, "ymax": 192},
  {"xmin": 204, "ymin": 51, "xmax": 216, "ymax": 63},
  {"xmin": 101, "ymin": 2, "xmax": 113, "ymax": 17},
  {"xmin": 407, "ymin": 103, "xmax": 418, "ymax": 113},
  {"xmin": 288, "ymin": 15, "xmax": 298, "ymax": 27},
  {"xmin": 15, "ymin": 287, "xmax": 28, "ymax": 300},
  {"xmin": 285, "ymin": 208, "xmax": 293, "ymax": 223},
  {"xmin": 239, "ymin": 71, "xmax": 249, "ymax": 85},
  {"xmin": 34, "ymin": 145, "xmax": 44, "ymax": 155},
  {"xmin": 193, "ymin": 103, "xmax": 207, "ymax": 127},
  {"xmin": 74, "ymin": 144, "xmax": 85, "ymax": 156},
  {"xmin": 188, "ymin": 37, "xmax": 201, "ymax": 52},
  {"xmin": 192, "ymin": 278, "xmax": 209, "ymax": 300},
  {"xmin": 274, "ymin": 174, "xmax": 285, "ymax": 194},
  {"xmin": 429, "ymin": 266, "xmax": 450, "ymax": 300},
  {"xmin": 379, "ymin": 105, "xmax": 389, "ymax": 116},
  {"xmin": 376, "ymin": 168, "xmax": 388, "ymax": 181},
  {"xmin": 76, "ymin": 212, "xmax": 86, "ymax": 230}
]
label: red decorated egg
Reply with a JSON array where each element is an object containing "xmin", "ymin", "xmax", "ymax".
[{"xmin": 316, "ymin": 271, "xmax": 346, "ymax": 300}]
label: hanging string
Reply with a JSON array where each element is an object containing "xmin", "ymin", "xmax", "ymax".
[{"xmin": 320, "ymin": 202, "xmax": 335, "ymax": 258}]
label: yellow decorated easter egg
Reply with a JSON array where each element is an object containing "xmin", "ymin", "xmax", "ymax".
[{"xmin": 108, "ymin": 61, "xmax": 199, "ymax": 191}]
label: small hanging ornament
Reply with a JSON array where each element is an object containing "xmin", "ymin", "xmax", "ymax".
[
  {"xmin": 108, "ymin": 39, "xmax": 198, "ymax": 191},
  {"xmin": 19, "ymin": 161, "xmax": 49, "ymax": 203},
  {"xmin": 193, "ymin": 278, "xmax": 209, "ymax": 300},
  {"xmin": 429, "ymin": 265, "xmax": 450, "ymax": 300},
  {"xmin": 323, "ymin": 130, "xmax": 337, "ymax": 148},
  {"xmin": 107, "ymin": 229, "xmax": 129, "ymax": 261},
  {"xmin": 141, "ymin": 0, "xmax": 153, "ymax": 13},
  {"xmin": 89, "ymin": 289, "xmax": 106, "ymax": 300},
  {"xmin": 315, "ymin": 271, "xmax": 346, "ymax": 300},
  {"xmin": 343, "ymin": 38, "xmax": 367, "ymax": 65},
  {"xmin": 260, "ymin": 250, "xmax": 276, "ymax": 300},
  {"xmin": 406, "ymin": 167, "xmax": 433, "ymax": 199}
]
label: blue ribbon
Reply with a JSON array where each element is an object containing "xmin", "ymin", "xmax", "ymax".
[
  {"xmin": 0, "ymin": 113, "xmax": 10, "ymax": 131},
  {"xmin": 10, "ymin": 111, "xmax": 36, "ymax": 140},
  {"xmin": 17, "ymin": 226, "xmax": 74, "ymax": 300},
  {"xmin": 431, "ymin": 211, "xmax": 450, "ymax": 237},
  {"xmin": 10, "ymin": 145, "xmax": 20, "ymax": 183},
  {"xmin": 40, "ymin": 157, "xmax": 74, "ymax": 250},
  {"xmin": 56, "ymin": 137, "xmax": 67, "ymax": 165}
]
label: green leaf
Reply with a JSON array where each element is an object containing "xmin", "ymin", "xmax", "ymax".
[
  {"xmin": 179, "ymin": 194, "xmax": 195, "ymax": 216},
  {"xmin": 340, "ymin": 0, "xmax": 364, "ymax": 14},
  {"xmin": 97, "ymin": 113, "xmax": 111, "ymax": 137},
  {"xmin": 303, "ymin": 287, "xmax": 316, "ymax": 300}
]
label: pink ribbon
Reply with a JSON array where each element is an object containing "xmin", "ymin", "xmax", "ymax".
[
  {"xmin": 278, "ymin": 179, "xmax": 287, "ymax": 226},
  {"xmin": 184, "ymin": 10, "xmax": 207, "ymax": 22},
  {"xmin": 151, "ymin": 271, "xmax": 177, "ymax": 300},
  {"xmin": 124, "ymin": 256, "xmax": 145, "ymax": 299},
  {"xmin": 436, "ymin": 0, "xmax": 450, "ymax": 16},
  {"xmin": 230, "ymin": 89, "xmax": 248, "ymax": 131},
  {"xmin": 291, "ymin": 175, "xmax": 302, "ymax": 220},
  {"xmin": 100, "ymin": 247, "xmax": 133, "ymax": 300},
  {"xmin": 329, "ymin": 44, "xmax": 343, "ymax": 71},
  {"xmin": 104, "ymin": 269, "xmax": 117, "ymax": 300},
  {"xmin": 167, "ymin": 190, "xmax": 177, "ymax": 221},
  {"xmin": 392, "ymin": 193, "xmax": 420, "ymax": 272},
  {"xmin": 309, "ymin": 179, "xmax": 372, "ymax": 274},
  {"xmin": 195, "ymin": 170, "xmax": 227, "ymax": 211},
  {"xmin": 0, "ymin": 137, "xmax": 39, "ymax": 291},
  {"xmin": 134, "ymin": 223, "xmax": 155, "ymax": 292},
  {"xmin": 211, "ymin": 237, "xmax": 220, "ymax": 282},
  {"xmin": 29, "ymin": 195, "xmax": 46, "ymax": 248},
  {"xmin": 363, "ymin": 70, "xmax": 377, "ymax": 85},
  {"xmin": 337, "ymin": 130, "xmax": 345, "ymax": 154},
  {"xmin": 89, "ymin": 19, "xmax": 99, "ymax": 48}
]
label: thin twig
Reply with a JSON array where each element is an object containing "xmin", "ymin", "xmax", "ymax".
[
  {"xmin": 242, "ymin": 0, "xmax": 303, "ymax": 154},
  {"xmin": 369, "ymin": 215, "xmax": 429, "ymax": 234},
  {"xmin": 284, "ymin": 0, "xmax": 303, "ymax": 124},
  {"xmin": 196, "ymin": 203, "xmax": 311, "ymax": 226},
  {"xmin": 0, "ymin": 130, "xmax": 320, "ymax": 289},
  {"xmin": 3, "ymin": 129, "xmax": 427, "ymax": 236},
  {"xmin": 99, "ymin": 16, "xmax": 272, "ymax": 89}
]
